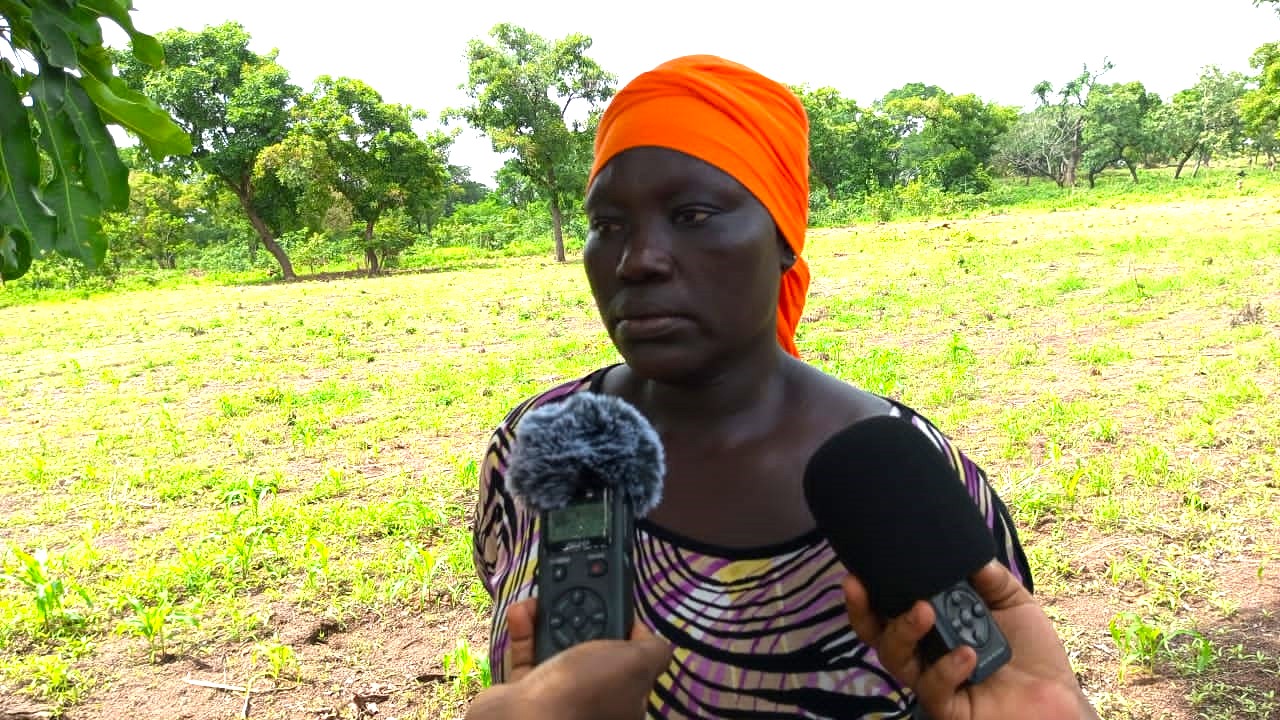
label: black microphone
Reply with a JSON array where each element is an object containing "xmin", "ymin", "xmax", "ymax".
[
  {"xmin": 802, "ymin": 415, "xmax": 1012, "ymax": 685},
  {"xmin": 506, "ymin": 391, "xmax": 665, "ymax": 663}
]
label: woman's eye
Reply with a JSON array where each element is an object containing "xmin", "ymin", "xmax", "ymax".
[
  {"xmin": 590, "ymin": 218, "xmax": 620, "ymax": 233},
  {"xmin": 674, "ymin": 209, "xmax": 713, "ymax": 226}
]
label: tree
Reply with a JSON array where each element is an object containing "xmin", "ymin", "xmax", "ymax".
[
  {"xmin": 995, "ymin": 109, "xmax": 1076, "ymax": 185},
  {"xmin": 101, "ymin": 171, "xmax": 194, "ymax": 268},
  {"xmin": 450, "ymin": 24, "xmax": 615, "ymax": 262},
  {"xmin": 1031, "ymin": 60, "xmax": 1113, "ymax": 187},
  {"xmin": 1254, "ymin": 0, "xmax": 1280, "ymax": 15},
  {"xmin": 792, "ymin": 86, "xmax": 897, "ymax": 199},
  {"xmin": 1080, "ymin": 81, "xmax": 1161, "ymax": 186},
  {"xmin": 0, "ymin": 0, "xmax": 190, "ymax": 281},
  {"xmin": 117, "ymin": 22, "xmax": 302, "ymax": 279},
  {"xmin": 293, "ymin": 76, "xmax": 450, "ymax": 273},
  {"xmin": 1242, "ymin": 42, "xmax": 1280, "ymax": 170},
  {"xmin": 1152, "ymin": 67, "xmax": 1246, "ymax": 178},
  {"xmin": 880, "ymin": 86, "xmax": 1016, "ymax": 192},
  {"xmin": 441, "ymin": 165, "xmax": 489, "ymax": 217}
]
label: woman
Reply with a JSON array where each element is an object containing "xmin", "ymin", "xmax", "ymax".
[{"xmin": 472, "ymin": 54, "xmax": 1089, "ymax": 719}]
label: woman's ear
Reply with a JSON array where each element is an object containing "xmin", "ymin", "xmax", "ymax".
[{"xmin": 777, "ymin": 233, "xmax": 797, "ymax": 272}]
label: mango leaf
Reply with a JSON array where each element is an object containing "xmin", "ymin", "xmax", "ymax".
[
  {"xmin": 45, "ymin": 172, "xmax": 105, "ymax": 267},
  {"xmin": 78, "ymin": 64, "xmax": 192, "ymax": 159},
  {"xmin": 66, "ymin": 4, "xmax": 106, "ymax": 47},
  {"xmin": 30, "ymin": 71, "xmax": 107, "ymax": 268},
  {"xmin": 0, "ymin": 66, "xmax": 58, "ymax": 260},
  {"xmin": 1, "ymin": 227, "xmax": 34, "ymax": 282},
  {"xmin": 29, "ymin": 2, "xmax": 80, "ymax": 70},
  {"xmin": 78, "ymin": 0, "xmax": 164, "ymax": 67},
  {"xmin": 59, "ymin": 73, "xmax": 130, "ymax": 211}
]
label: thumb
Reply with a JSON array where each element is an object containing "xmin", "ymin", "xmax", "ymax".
[
  {"xmin": 631, "ymin": 634, "xmax": 674, "ymax": 680},
  {"xmin": 968, "ymin": 559, "xmax": 1030, "ymax": 612}
]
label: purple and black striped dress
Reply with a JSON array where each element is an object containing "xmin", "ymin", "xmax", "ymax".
[{"xmin": 472, "ymin": 366, "xmax": 1032, "ymax": 719}]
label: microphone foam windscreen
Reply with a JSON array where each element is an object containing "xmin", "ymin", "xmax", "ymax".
[
  {"xmin": 507, "ymin": 392, "xmax": 664, "ymax": 516},
  {"xmin": 802, "ymin": 415, "xmax": 996, "ymax": 619}
]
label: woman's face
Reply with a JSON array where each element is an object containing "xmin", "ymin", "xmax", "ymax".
[{"xmin": 583, "ymin": 147, "xmax": 786, "ymax": 382}]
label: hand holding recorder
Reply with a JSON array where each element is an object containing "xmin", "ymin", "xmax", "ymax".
[
  {"xmin": 806, "ymin": 416, "xmax": 1099, "ymax": 720},
  {"xmin": 464, "ymin": 598, "xmax": 672, "ymax": 720}
]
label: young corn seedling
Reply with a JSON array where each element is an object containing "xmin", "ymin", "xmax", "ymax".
[
  {"xmin": 1, "ymin": 546, "xmax": 92, "ymax": 635},
  {"xmin": 116, "ymin": 593, "xmax": 199, "ymax": 663}
]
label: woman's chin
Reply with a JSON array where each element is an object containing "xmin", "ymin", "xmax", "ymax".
[{"xmin": 616, "ymin": 343, "xmax": 710, "ymax": 384}]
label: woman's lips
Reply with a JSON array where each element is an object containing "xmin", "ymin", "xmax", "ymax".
[{"xmin": 615, "ymin": 315, "xmax": 688, "ymax": 340}]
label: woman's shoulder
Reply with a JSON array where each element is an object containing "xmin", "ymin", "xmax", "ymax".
[
  {"xmin": 798, "ymin": 361, "xmax": 952, "ymax": 438},
  {"xmin": 491, "ymin": 364, "xmax": 616, "ymax": 435}
]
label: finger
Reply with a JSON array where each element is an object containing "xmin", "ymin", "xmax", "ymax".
[
  {"xmin": 841, "ymin": 575, "xmax": 885, "ymax": 647},
  {"xmin": 621, "ymin": 635, "xmax": 674, "ymax": 718},
  {"xmin": 913, "ymin": 644, "xmax": 976, "ymax": 719},
  {"xmin": 632, "ymin": 634, "xmax": 675, "ymax": 679},
  {"xmin": 628, "ymin": 615, "xmax": 655, "ymax": 642},
  {"xmin": 875, "ymin": 601, "xmax": 934, "ymax": 685},
  {"xmin": 505, "ymin": 597, "xmax": 538, "ymax": 683},
  {"xmin": 968, "ymin": 559, "xmax": 1031, "ymax": 612}
]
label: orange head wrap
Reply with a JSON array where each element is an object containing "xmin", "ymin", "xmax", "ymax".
[{"xmin": 587, "ymin": 55, "xmax": 811, "ymax": 358}]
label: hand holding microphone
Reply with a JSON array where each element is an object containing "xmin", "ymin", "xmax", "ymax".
[
  {"xmin": 805, "ymin": 416, "xmax": 1100, "ymax": 720},
  {"xmin": 464, "ymin": 391, "xmax": 669, "ymax": 720},
  {"xmin": 505, "ymin": 391, "xmax": 664, "ymax": 663}
]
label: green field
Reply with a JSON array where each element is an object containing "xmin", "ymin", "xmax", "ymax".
[{"xmin": 2, "ymin": 179, "xmax": 1279, "ymax": 719}]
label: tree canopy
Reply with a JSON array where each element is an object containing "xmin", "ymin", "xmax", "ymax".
[
  {"xmin": 293, "ymin": 76, "xmax": 451, "ymax": 272},
  {"xmin": 116, "ymin": 21, "xmax": 302, "ymax": 278},
  {"xmin": 449, "ymin": 23, "xmax": 615, "ymax": 262}
]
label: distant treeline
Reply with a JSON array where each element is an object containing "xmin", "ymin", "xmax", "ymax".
[{"xmin": 8, "ymin": 19, "xmax": 1280, "ymax": 284}]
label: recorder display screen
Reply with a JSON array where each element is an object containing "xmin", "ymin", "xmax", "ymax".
[{"xmin": 545, "ymin": 500, "xmax": 609, "ymax": 544}]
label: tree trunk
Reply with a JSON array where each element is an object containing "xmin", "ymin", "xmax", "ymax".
[
  {"xmin": 1192, "ymin": 154, "xmax": 1204, "ymax": 178},
  {"xmin": 1063, "ymin": 155, "xmax": 1078, "ymax": 188},
  {"xmin": 363, "ymin": 219, "xmax": 379, "ymax": 275},
  {"xmin": 549, "ymin": 197, "xmax": 566, "ymax": 263},
  {"xmin": 1127, "ymin": 161, "xmax": 1139, "ymax": 184},
  {"xmin": 233, "ymin": 187, "xmax": 295, "ymax": 280},
  {"xmin": 1174, "ymin": 144, "xmax": 1198, "ymax": 179}
]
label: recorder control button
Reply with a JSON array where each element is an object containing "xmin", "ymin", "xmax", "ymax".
[
  {"xmin": 971, "ymin": 619, "xmax": 989, "ymax": 646},
  {"xmin": 549, "ymin": 614, "xmax": 564, "ymax": 629},
  {"xmin": 570, "ymin": 589, "xmax": 585, "ymax": 606},
  {"xmin": 942, "ymin": 588, "xmax": 990, "ymax": 649},
  {"xmin": 552, "ymin": 564, "xmax": 568, "ymax": 582},
  {"xmin": 553, "ymin": 627, "xmax": 575, "ymax": 648},
  {"xmin": 588, "ymin": 559, "xmax": 608, "ymax": 577}
]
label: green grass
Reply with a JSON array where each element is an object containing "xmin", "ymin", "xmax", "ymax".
[{"xmin": 1, "ymin": 181, "xmax": 1279, "ymax": 718}]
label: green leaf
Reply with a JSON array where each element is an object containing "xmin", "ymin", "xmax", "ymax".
[
  {"xmin": 29, "ymin": 2, "xmax": 81, "ymax": 70},
  {"xmin": 62, "ymin": 74, "xmax": 130, "ymax": 211},
  {"xmin": 78, "ymin": 62, "xmax": 192, "ymax": 159},
  {"xmin": 30, "ymin": 70, "xmax": 107, "ymax": 268},
  {"xmin": 1, "ymin": 227, "xmax": 34, "ymax": 282},
  {"xmin": 0, "ymin": 65, "xmax": 58, "ymax": 260},
  {"xmin": 79, "ymin": 0, "xmax": 164, "ymax": 67}
]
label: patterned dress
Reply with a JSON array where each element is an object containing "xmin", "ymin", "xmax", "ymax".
[{"xmin": 472, "ymin": 365, "xmax": 1032, "ymax": 719}]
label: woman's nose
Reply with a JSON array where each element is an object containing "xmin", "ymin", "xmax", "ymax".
[{"xmin": 616, "ymin": 221, "xmax": 673, "ymax": 283}]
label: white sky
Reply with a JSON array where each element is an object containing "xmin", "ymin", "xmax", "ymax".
[{"xmin": 108, "ymin": 0, "xmax": 1279, "ymax": 184}]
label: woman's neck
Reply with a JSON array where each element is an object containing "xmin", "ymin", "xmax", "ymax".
[{"xmin": 627, "ymin": 343, "xmax": 796, "ymax": 438}]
